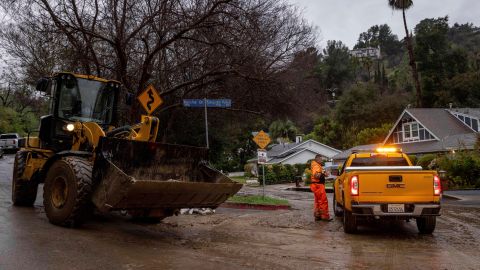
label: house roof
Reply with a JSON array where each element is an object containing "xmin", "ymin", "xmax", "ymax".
[
  {"xmin": 245, "ymin": 139, "xmax": 341, "ymax": 164},
  {"xmin": 407, "ymin": 108, "xmax": 472, "ymax": 138},
  {"xmin": 267, "ymin": 142, "xmax": 303, "ymax": 157},
  {"xmin": 384, "ymin": 109, "xmax": 472, "ymax": 144},
  {"xmin": 334, "ymin": 133, "xmax": 478, "ymax": 161},
  {"xmin": 266, "ymin": 148, "xmax": 314, "ymax": 164},
  {"xmin": 448, "ymin": 108, "xmax": 480, "ymax": 119},
  {"xmin": 267, "ymin": 139, "xmax": 340, "ymax": 158},
  {"xmin": 334, "ymin": 108, "xmax": 480, "ymax": 161}
]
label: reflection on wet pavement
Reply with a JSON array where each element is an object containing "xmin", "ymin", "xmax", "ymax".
[{"xmin": 0, "ymin": 154, "xmax": 479, "ymax": 269}]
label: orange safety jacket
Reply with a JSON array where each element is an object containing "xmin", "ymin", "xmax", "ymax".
[{"xmin": 310, "ymin": 160, "xmax": 324, "ymax": 184}]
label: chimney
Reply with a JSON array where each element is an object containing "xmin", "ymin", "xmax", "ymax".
[{"xmin": 296, "ymin": 135, "xmax": 303, "ymax": 144}]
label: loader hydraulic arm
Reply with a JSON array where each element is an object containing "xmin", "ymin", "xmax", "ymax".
[
  {"xmin": 71, "ymin": 122, "xmax": 106, "ymax": 151},
  {"xmin": 69, "ymin": 115, "xmax": 160, "ymax": 151},
  {"xmin": 128, "ymin": 115, "xmax": 160, "ymax": 143}
]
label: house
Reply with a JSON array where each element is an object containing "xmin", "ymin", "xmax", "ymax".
[
  {"xmin": 333, "ymin": 108, "xmax": 480, "ymax": 163},
  {"xmin": 265, "ymin": 138, "xmax": 341, "ymax": 165},
  {"xmin": 349, "ymin": 47, "xmax": 381, "ymax": 59},
  {"xmin": 248, "ymin": 137, "xmax": 341, "ymax": 167}
]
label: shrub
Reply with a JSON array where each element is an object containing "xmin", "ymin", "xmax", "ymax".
[
  {"xmin": 271, "ymin": 164, "xmax": 282, "ymax": 180},
  {"xmin": 417, "ymin": 154, "xmax": 436, "ymax": 169},
  {"xmin": 437, "ymin": 152, "xmax": 480, "ymax": 188},
  {"xmin": 258, "ymin": 165, "xmax": 277, "ymax": 185},
  {"xmin": 294, "ymin": 164, "xmax": 307, "ymax": 177},
  {"xmin": 304, "ymin": 168, "xmax": 312, "ymax": 185},
  {"xmin": 258, "ymin": 163, "xmax": 301, "ymax": 185},
  {"xmin": 408, "ymin": 155, "xmax": 418, "ymax": 166},
  {"xmin": 283, "ymin": 164, "xmax": 296, "ymax": 182}
]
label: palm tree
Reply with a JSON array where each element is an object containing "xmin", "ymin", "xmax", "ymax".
[
  {"xmin": 269, "ymin": 120, "xmax": 298, "ymax": 143},
  {"xmin": 388, "ymin": 0, "xmax": 422, "ymax": 107}
]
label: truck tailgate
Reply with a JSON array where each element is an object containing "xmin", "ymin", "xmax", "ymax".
[{"xmin": 351, "ymin": 171, "xmax": 436, "ymax": 203}]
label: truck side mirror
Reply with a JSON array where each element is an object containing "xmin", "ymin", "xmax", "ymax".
[{"xmin": 36, "ymin": 78, "xmax": 50, "ymax": 93}]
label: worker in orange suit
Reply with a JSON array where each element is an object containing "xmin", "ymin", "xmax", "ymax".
[{"xmin": 310, "ymin": 155, "xmax": 332, "ymax": 221}]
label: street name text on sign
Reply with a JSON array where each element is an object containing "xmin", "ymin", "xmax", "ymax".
[
  {"xmin": 183, "ymin": 99, "xmax": 232, "ymax": 108},
  {"xmin": 138, "ymin": 84, "xmax": 163, "ymax": 115},
  {"xmin": 253, "ymin": 130, "xmax": 271, "ymax": 149}
]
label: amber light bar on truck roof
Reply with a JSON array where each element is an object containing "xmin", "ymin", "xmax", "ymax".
[
  {"xmin": 375, "ymin": 147, "xmax": 402, "ymax": 153},
  {"xmin": 351, "ymin": 147, "xmax": 402, "ymax": 154}
]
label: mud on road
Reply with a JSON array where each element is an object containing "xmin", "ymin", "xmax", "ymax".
[{"xmin": 0, "ymin": 154, "xmax": 479, "ymax": 270}]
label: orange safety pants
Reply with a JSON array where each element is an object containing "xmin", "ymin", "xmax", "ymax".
[{"xmin": 310, "ymin": 183, "xmax": 330, "ymax": 219}]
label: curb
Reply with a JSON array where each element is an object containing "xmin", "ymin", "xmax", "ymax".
[
  {"xmin": 220, "ymin": 202, "xmax": 291, "ymax": 211},
  {"xmin": 442, "ymin": 193, "xmax": 462, "ymax": 201}
]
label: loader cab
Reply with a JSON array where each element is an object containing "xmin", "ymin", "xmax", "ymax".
[{"xmin": 37, "ymin": 73, "xmax": 121, "ymax": 151}]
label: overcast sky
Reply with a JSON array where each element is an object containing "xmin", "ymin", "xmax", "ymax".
[{"xmin": 289, "ymin": 0, "xmax": 480, "ymax": 48}]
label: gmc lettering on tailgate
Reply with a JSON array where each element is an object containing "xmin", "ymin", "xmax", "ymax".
[{"xmin": 386, "ymin": 184, "xmax": 405, "ymax": 188}]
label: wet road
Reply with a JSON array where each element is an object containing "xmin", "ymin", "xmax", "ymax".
[{"xmin": 1, "ymin": 154, "xmax": 480, "ymax": 270}]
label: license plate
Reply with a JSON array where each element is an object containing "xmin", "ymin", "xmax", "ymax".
[{"xmin": 387, "ymin": 204, "xmax": 405, "ymax": 213}]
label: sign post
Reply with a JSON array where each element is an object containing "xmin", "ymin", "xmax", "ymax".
[
  {"xmin": 253, "ymin": 130, "xmax": 271, "ymax": 197},
  {"xmin": 183, "ymin": 99, "xmax": 232, "ymax": 148},
  {"xmin": 204, "ymin": 98, "xmax": 209, "ymax": 148},
  {"xmin": 257, "ymin": 149, "xmax": 268, "ymax": 198}
]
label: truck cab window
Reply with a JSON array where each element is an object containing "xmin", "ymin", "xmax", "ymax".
[{"xmin": 351, "ymin": 156, "xmax": 409, "ymax": 166}]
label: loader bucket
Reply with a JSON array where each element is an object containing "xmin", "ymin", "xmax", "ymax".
[{"xmin": 91, "ymin": 137, "xmax": 242, "ymax": 212}]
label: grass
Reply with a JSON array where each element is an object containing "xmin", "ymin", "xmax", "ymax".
[
  {"xmin": 227, "ymin": 195, "xmax": 289, "ymax": 206},
  {"xmin": 230, "ymin": 176, "xmax": 247, "ymax": 184}
]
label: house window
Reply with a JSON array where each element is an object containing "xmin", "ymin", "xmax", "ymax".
[
  {"xmin": 387, "ymin": 115, "xmax": 436, "ymax": 144},
  {"xmin": 465, "ymin": 116, "xmax": 471, "ymax": 126},
  {"xmin": 452, "ymin": 113, "xmax": 479, "ymax": 132},
  {"xmin": 402, "ymin": 122, "xmax": 419, "ymax": 141}
]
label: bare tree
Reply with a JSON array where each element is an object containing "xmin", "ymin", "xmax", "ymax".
[{"xmin": 1, "ymin": 0, "xmax": 315, "ymax": 139}]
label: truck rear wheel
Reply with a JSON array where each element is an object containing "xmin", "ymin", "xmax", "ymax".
[
  {"xmin": 416, "ymin": 216, "xmax": 436, "ymax": 234},
  {"xmin": 333, "ymin": 192, "xmax": 343, "ymax": 217},
  {"xmin": 12, "ymin": 150, "xmax": 38, "ymax": 206},
  {"xmin": 43, "ymin": 157, "xmax": 93, "ymax": 227},
  {"xmin": 343, "ymin": 209, "xmax": 357, "ymax": 234}
]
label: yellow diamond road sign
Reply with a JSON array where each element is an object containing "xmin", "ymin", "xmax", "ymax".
[
  {"xmin": 138, "ymin": 84, "xmax": 163, "ymax": 115},
  {"xmin": 253, "ymin": 130, "xmax": 271, "ymax": 149}
]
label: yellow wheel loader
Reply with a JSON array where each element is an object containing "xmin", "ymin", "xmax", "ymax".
[{"xmin": 12, "ymin": 72, "xmax": 242, "ymax": 227}]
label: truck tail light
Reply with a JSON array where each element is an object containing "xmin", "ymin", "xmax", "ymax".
[
  {"xmin": 350, "ymin": 175, "xmax": 359, "ymax": 196},
  {"xmin": 433, "ymin": 175, "xmax": 441, "ymax": 196}
]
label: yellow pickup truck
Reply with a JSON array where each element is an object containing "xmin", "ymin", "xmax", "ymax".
[{"xmin": 333, "ymin": 147, "xmax": 441, "ymax": 234}]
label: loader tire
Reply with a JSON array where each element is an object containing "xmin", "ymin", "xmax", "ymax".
[
  {"xmin": 416, "ymin": 216, "xmax": 436, "ymax": 234},
  {"xmin": 12, "ymin": 150, "xmax": 38, "ymax": 206},
  {"xmin": 43, "ymin": 157, "xmax": 93, "ymax": 227}
]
